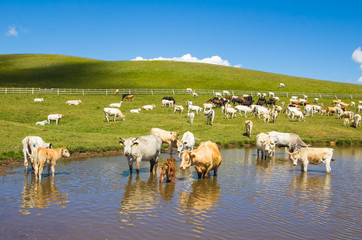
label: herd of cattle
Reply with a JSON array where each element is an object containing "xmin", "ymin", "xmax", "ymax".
[{"xmin": 25, "ymin": 89, "xmax": 361, "ymax": 181}]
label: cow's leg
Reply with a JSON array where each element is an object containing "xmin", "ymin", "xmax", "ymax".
[
  {"xmin": 38, "ymin": 161, "xmax": 44, "ymax": 179},
  {"xmin": 23, "ymin": 151, "xmax": 29, "ymax": 172},
  {"xmin": 214, "ymin": 167, "xmax": 218, "ymax": 176},
  {"xmin": 47, "ymin": 164, "xmax": 51, "ymax": 176},
  {"xmin": 150, "ymin": 160, "xmax": 155, "ymax": 173},
  {"xmin": 197, "ymin": 171, "xmax": 203, "ymax": 179},
  {"xmin": 136, "ymin": 158, "xmax": 142, "ymax": 175},
  {"xmin": 51, "ymin": 164, "xmax": 55, "ymax": 177},
  {"xmin": 34, "ymin": 162, "xmax": 39, "ymax": 179},
  {"xmin": 325, "ymin": 158, "xmax": 331, "ymax": 174},
  {"xmin": 301, "ymin": 162, "xmax": 308, "ymax": 172}
]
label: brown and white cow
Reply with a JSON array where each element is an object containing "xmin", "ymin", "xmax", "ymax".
[
  {"xmin": 33, "ymin": 147, "xmax": 71, "ymax": 179},
  {"xmin": 179, "ymin": 141, "xmax": 222, "ymax": 179},
  {"xmin": 150, "ymin": 128, "xmax": 179, "ymax": 155},
  {"xmin": 288, "ymin": 148, "xmax": 334, "ymax": 173}
]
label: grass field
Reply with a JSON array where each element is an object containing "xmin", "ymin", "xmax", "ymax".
[
  {"xmin": 0, "ymin": 93, "xmax": 361, "ymax": 161},
  {"xmin": 1, "ymin": 54, "xmax": 362, "ymax": 94}
]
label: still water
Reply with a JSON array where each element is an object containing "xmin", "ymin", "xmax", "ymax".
[{"xmin": 0, "ymin": 147, "xmax": 361, "ymax": 240}]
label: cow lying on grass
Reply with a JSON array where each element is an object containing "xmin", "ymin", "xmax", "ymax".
[
  {"xmin": 288, "ymin": 148, "xmax": 335, "ymax": 174},
  {"xmin": 33, "ymin": 147, "xmax": 70, "ymax": 179}
]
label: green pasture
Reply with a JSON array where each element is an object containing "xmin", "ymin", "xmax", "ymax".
[
  {"xmin": 0, "ymin": 94, "xmax": 361, "ymax": 161},
  {"xmin": 1, "ymin": 54, "xmax": 362, "ymax": 94}
]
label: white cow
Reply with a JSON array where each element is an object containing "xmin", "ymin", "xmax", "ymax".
[
  {"xmin": 289, "ymin": 148, "xmax": 334, "ymax": 173},
  {"xmin": 188, "ymin": 105, "xmax": 203, "ymax": 115},
  {"xmin": 66, "ymin": 100, "xmax": 82, "ymax": 105},
  {"xmin": 354, "ymin": 114, "xmax": 361, "ymax": 128},
  {"xmin": 36, "ymin": 120, "xmax": 48, "ymax": 126},
  {"xmin": 267, "ymin": 131, "xmax": 309, "ymax": 153},
  {"xmin": 34, "ymin": 98, "xmax": 44, "ymax": 103},
  {"xmin": 130, "ymin": 108, "xmax": 141, "ymax": 113},
  {"xmin": 223, "ymin": 90, "xmax": 230, "ymax": 96},
  {"xmin": 255, "ymin": 106, "xmax": 269, "ymax": 119},
  {"xmin": 268, "ymin": 92, "xmax": 275, "ymax": 97},
  {"xmin": 350, "ymin": 101, "xmax": 355, "ymax": 107},
  {"xmin": 192, "ymin": 92, "xmax": 199, "ymax": 97},
  {"xmin": 188, "ymin": 112, "xmax": 195, "ymax": 124},
  {"xmin": 186, "ymin": 88, "xmax": 193, "ymax": 94},
  {"xmin": 224, "ymin": 107, "xmax": 237, "ymax": 119},
  {"xmin": 142, "ymin": 104, "xmax": 156, "ymax": 110},
  {"xmin": 291, "ymin": 110, "xmax": 305, "ymax": 122},
  {"xmin": 279, "ymin": 83, "xmax": 285, "ymax": 88},
  {"xmin": 104, "ymin": 108, "xmax": 125, "ymax": 121},
  {"xmin": 313, "ymin": 98, "xmax": 319, "ymax": 103},
  {"xmin": 47, "ymin": 114, "xmax": 63, "ymax": 125},
  {"xmin": 235, "ymin": 105, "xmax": 252, "ymax": 117},
  {"xmin": 203, "ymin": 103, "xmax": 214, "ymax": 111},
  {"xmin": 22, "ymin": 136, "xmax": 52, "ymax": 172},
  {"xmin": 204, "ymin": 110, "xmax": 215, "ymax": 125},
  {"xmin": 357, "ymin": 105, "xmax": 362, "ymax": 113},
  {"xmin": 174, "ymin": 105, "xmax": 184, "ymax": 113},
  {"xmin": 214, "ymin": 92, "xmax": 222, "ymax": 98},
  {"xmin": 109, "ymin": 101, "xmax": 123, "ymax": 108},
  {"xmin": 256, "ymin": 133, "xmax": 275, "ymax": 160},
  {"xmin": 162, "ymin": 99, "xmax": 174, "ymax": 107},
  {"xmin": 177, "ymin": 131, "xmax": 196, "ymax": 156}
]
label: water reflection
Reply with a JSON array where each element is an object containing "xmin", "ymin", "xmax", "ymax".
[
  {"xmin": 159, "ymin": 181, "xmax": 176, "ymax": 201},
  {"xmin": 289, "ymin": 172, "xmax": 332, "ymax": 219},
  {"xmin": 20, "ymin": 173, "xmax": 69, "ymax": 214},
  {"xmin": 178, "ymin": 177, "xmax": 220, "ymax": 214},
  {"xmin": 120, "ymin": 174, "xmax": 160, "ymax": 213}
]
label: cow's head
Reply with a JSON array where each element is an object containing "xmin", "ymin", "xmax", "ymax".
[
  {"xmin": 288, "ymin": 151, "xmax": 300, "ymax": 166},
  {"xmin": 61, "ymin": 147, "xmax": 71, "ymax": 158},
  {"xmin": 47, "ymin": 143, "xmax": 53, "ymax": 149},
  {"xmin": 170, "ymin": 131, "xmax": 179, "ymax": 141},
  {"xmin": 179, "ymin": 150, "xmax": 194, "ymax": 170},
  {"xmin": 120, "ymin": 137, "xmax": 138, "ymax": 157}
]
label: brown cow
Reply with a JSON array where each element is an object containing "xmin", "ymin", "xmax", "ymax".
[
  {"xmin": 124, "ymin": 95, "xmax": 134, "ymax": 101},
  {"xmin": 150, "ymin": 128, "xmax": 179, "ymax": 155},
  {"xmin": 33, "ymin": 147, "xmax": 70, "ymax": 179},
  {"xmin": 179, "ymin": 141, "xmax": 222, "ymax": 179},
  {"xmin": 159, "ymin": 158, "xmax": 176, "ymax": 182}
]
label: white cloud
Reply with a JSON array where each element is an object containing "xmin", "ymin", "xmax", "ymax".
[
  {"xmin": 357, "ymin": 76, "xmax": 362, "ymax": 83},
  {"xmin": 132, "ymin": 54, "xmax": 238, "ymax": 67},
  {"xmin": 6, "ymin": 26, "xmax": 18, "ymax": 37},
  {"xmin": 352, "ymin": 47, "xmax": 362, "ymax": 69}
]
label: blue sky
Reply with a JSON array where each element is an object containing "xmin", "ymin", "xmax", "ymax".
[{"xmin": 1, "ymin": 0, "xmax": 362, "ymax": 84}]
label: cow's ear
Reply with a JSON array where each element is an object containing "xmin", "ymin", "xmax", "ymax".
[
  {"xmin": 119, "ymin": 137, "xmax": 125, "ymax": 146},
  {"xmin": 190, "ymin": 153, "xmax": 196, "ymax": 158},
  {"xmin": 183, "ymin": 141, "xmax": 187, "ymax": 145},
  {"xmin": 49, "ymin": 143, "xmax": 53, "ymax": 149}
]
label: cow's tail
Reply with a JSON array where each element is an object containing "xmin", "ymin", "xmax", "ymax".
[{"xmin": 25, "ymin": 137, "xmax": 32, "ymax": 157}]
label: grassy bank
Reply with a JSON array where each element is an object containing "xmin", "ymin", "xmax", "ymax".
[
  {"xmin": 0, "ymin": 94, "xmax": 361, "ymax": 161},
  {"xmin": 1, "ymin": 54, "xmax": 362, "ymax": 94}
]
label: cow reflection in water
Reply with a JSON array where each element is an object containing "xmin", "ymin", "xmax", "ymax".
[
  {"xmin": 178, "ymin": 177, "xmax": 221, "ymax": 214},
  {"xmin": 120, "ymin": 175, "xmax": 162, "ymax": 212},
  {"xmin": 20, "ymin": 173, "xmax": 68, "ymax": 211},
  {"xmin": 290, "ymin": 173, "xmax": 332, "ymax": 216}
]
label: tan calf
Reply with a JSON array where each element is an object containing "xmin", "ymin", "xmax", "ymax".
[
  {"xmin": 151, "ymin": 128, "xmax": 179, "ymax": 155},
  {"xmin": 288, "ymin": 148, "xmax": 334, "ymax": 174},
  {"xmin": 180, "ymin": 141, "xmax": 222, "ymax": 179},
  {"xmin": 33, "ymin": 147, "xmax": 70, "ymax": 179}
]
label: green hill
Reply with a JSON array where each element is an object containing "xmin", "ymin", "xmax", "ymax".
[{"xmin": 0, "ymin": 54, "xmax": 361, "ymax": 94}]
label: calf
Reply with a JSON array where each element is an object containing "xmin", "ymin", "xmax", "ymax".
[
  {"xmin": 34, "ymin": 98, "xmax": 44, "ymax": 103},
  {"xmin": 174, "ymin": 105, "xmax": 184, "ymax": 113},
  {"xmin": 22, "ymin": 136, "xmax": 52, "ymax": 172},
  {"xmin": 109, "ymin": 101, "xmax": 123, "ymax": 108},
  {"xmin": 104, "ymin": 108, "xmax": 125, "ymax": 121},
  {"xmin": 235, "ymin": 105, "xmax": 252, "ymax": 117},
  {"xmin": 358, "ymin": 105, "xmax": 362, "ymax": 113},
  {"xmin": 354, "ymin": 114, "xmax": 361, "ymax": 128},
  {"xmin": 245, "ymin": 120, "xmax": 253, "ymax": 139},
  {"xmin": 130, "ymin": 108, "xmax": 141, "ymax": 113},
  {"xmin": 204, "ymin": 110, "xmax": 215, "ymax": 126},
  {"xmin": 159, "ymin": 158, "xmax": 176, "ymax": 182},
  {"xmin": 288, "ymin": 148, "xmax": 334, "ymax": 173},
  {"xmin": 188, "ymin": 105, "xmax": 203, "ymax": 115},
  {"xmin": 36, "ymin": 120, "xmax": 48, "ymax": 126},
  {"xmin": 47, "ymin": 114, "xmax": 63, "ymax": 125},
  {"xmin": 33, "ymin": 147, "xmax": 70, "ymax": 179},
  {"xmin": 343, "ymin": 118, "xmax": 350, "ymax": 126},
  {"xmin": 142, "ymin": 104, "xmax": 156, "ymax": 110},
  {"xmin": 66, "ymin": 100, "xmax": 82, "ymax": 105},
  {"xmin": 188, "ymin": 112, "xmax": 195, "ymax": 124}
]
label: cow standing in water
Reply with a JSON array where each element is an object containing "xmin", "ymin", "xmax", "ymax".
[
  {"xmin": 288, "ymin": 148, "xmax": 335, "ymax": 173},
  {"xmin": 119, "ymin": 135, "xmax": 162, "ymax": 175}
]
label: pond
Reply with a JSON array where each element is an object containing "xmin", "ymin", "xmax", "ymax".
[{"xmin": 0, "ymin": 147, "xmax": 361, "ymax": 240}]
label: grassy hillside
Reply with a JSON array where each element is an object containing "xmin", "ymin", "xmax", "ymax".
[
  {"xmin": 0, "ymin": 94, "xmax": 361, "ymax": 161},
  {"xmin": 0, "ymin": 54, "xmax": 361, "ymax": 94}
]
